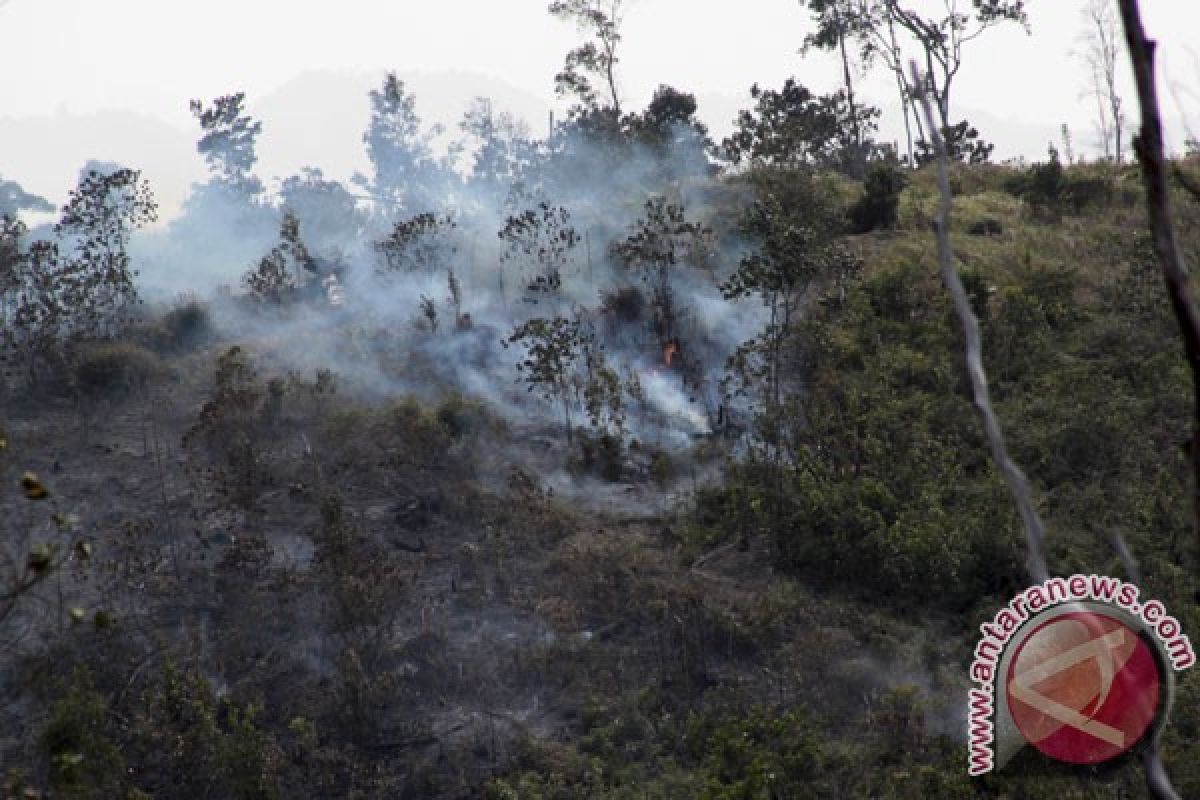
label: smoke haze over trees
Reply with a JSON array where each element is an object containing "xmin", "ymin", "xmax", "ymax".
[{"xmin": 2, "ymin": 0, "xmax": 1200, "ymax": 796}]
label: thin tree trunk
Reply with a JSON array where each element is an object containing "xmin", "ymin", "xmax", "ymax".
[
  {"xmin": 603, "ymin": 31, "xmax": 621, "ymax": 116},
  {"xmin": 835, "ymin": 9, "xmax": 863, "ymax": 174},
  {"xmin": 1117, "ymin": 0, "xmax": 1200, "ymax": 572},
  {"xmin": 774, "ymin": 294, "xmax": 794, "ymax": 533},
  {"xmin": 562, "ymin": 392, "xmax": 573, "ymax": 447},
  {"xmin": 1107, "ymin": 73, "xmax": 1120, "ymax": 162},
  {"xmin": 887, "ymin": 15, "xmax": 917, "ymax": 164},
  {"xmin": 922, "ymin": 46, "xmax": 950, "ymax": 133},
  {"xmin": 910, "ymin": 61, "xmax": 1049, "ymax": 586}
]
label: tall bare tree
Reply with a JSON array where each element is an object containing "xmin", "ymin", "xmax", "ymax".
[
  {"xmin": 915, "ymin": 52, "xmax": 1179, "ymax": 795},
  {"xmin": 1079, "ymin": 0, "xmax": 1126, "ymax": 162},
  {"xmin": 820, "ymin": 2, "xmax": 1026, "ymax": 165},
  {"xmin": 884, "ymin": 0, "xmax": 1029, "ymax": 134},
  {"xmin": 1117, "ymin": 0, "xmax": 1200, "ymax": 586},
  {"xmin": 834, "ymin": 0, "xmax": 922, "ymax": 164},
  {"xmin": 801, "ymin": 1, "xmax": 871, "ymax": 172}
]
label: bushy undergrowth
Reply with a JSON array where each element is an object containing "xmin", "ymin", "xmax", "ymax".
[
  {"xmin": 157, "ymin": 296, "xmax": 213, "ymax": 351},
  {"xmin": 71, "ymin": 341, "xmax": 166, "ymax": 403},
  {"xmin": 7, "ymin": 157, "xmax": 1200, "ymax": 798},
  {"xmin": 848, "ymin": 160, "xmax": 908, "ymax": 233},
  {"xmin": 697, "ymin": 162, "xmax": 1200, "ymax": 631},
  {"xmin": 1002, "ymin": 148, "xmax": 1141, "ymax": 219}
]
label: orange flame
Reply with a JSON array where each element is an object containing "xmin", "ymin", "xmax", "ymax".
[{"xmin": 663, "ymin": 340, "xmax": 679, "ymax": 367}]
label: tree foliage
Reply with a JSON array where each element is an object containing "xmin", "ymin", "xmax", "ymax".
[
  {"xmin": 626, "ymin": 85, "xmax": 710, "ymax": 151},
  {"xmin": 880, "ymin": 0, "xmax": 1029, "ymax": 132},
  {"xmin": 721, "ymin": 79, "xmax": 880, "ymax": 173},
  {"xmin": 612, "ymin": 197, "xmax": 714, "ymax": 351},
  {"xmin": 460, "ymin": 97, "xmax": 537, "ymax": 204},
  {"xmin": 242, "ymin": 210, "xmax": 317, "ymax": 304},
  {"xmin": 802, "ymin": 1, "xmax": 1027, "ymax": 165},
  {"xmin": 278, "ymin": 167, "xmax": 362, "ymax": 258},
  {"xmin": 801, "ymin": 0, "xmax": 876, "ymax": 175},
  {"xmin": 374, "ymin": 211, "xmax": 458, "ymax": 275},
  {"xmin": 355, "ymin": 73, "xmax": 452, "ymax": 217},
  {"xmin": 848, "ymin": 159, "xmax": 909, "ymax": 231},
  {"xmin": 189, "ymin": 93, "xmax": 265, "ymax": 195},
  {"xmin": 549, "ymin": 0, "xmax": 625, "ymax": 116},
  {"xmin": 914, "ymin": 119, "xmax": 994, "ymax": 166},
  {"xmin": 507, "ymin": 315, "xmax": 586, "ymax": 444},
  {"xmin": 1, "ymin": 169, "xmax": 156, "ymax": 380},
  {"xmin": 0, "ymin": 176, "xmax": 54, "ymax": 218},
  {"xmin": 499, "ymin": 202, "xmax": 580, "ymax": 301}
]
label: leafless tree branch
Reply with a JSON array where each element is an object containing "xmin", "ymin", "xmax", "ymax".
[
  {"xmin": 915, "ymin": 50, "xmax": 1181, "ymax": 795},
  {"xmin": 1117, "ymin": 0, "xmax": 1200, "ymax": 566},
  {"xmin": 1107, "ymin": 525, "xmax": 1183, "ymax": 799},
  {"xmin": 1079, "ymin": 0, "xmax": 1126, "ymax": 162},
  {"xmin": 1111, "ymin": 6, "xmax": 1198, "ymax": 796},
  {"xmin": 908, "ymin": 62, "xmax": 1049, "ymax": 585}
]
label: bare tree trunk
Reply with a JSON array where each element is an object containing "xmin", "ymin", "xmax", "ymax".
[
  {"xmin": 1083, "ymin": 0, "xmax": 1127, "ymax": 162},
  {"xmin": 909, "ymin": 61, "xmax": 1049, "ymax": 586},
  {"xmin": 835, "ymin": 8, "xmax": 864, "ymax": 173},
  {"xmin": 887, "ymin": 14, "xmax": 918, "ymax": 163},
  {"xmin": 1117, "ymin": 0, "xmax": 1200, "ymax": 571},
  {"xmin": 1103, "ymin": 3, "xmax": 1126, "ymax": 163},
  {"xmin": 562, "ymin": 392, "xmax": 574, "ymax": 447},
  {"xmin": 1114, "ymin": 100, "xmax": 1124, "ymax": 163},
  {"xmin": 1091, "ymin": 77, "xmax": 1115, "ymax": 161},
  {"xmin": 1106, "ymin": 527, "xmax": 1182, "ymax": 800},
  {"xmin": 605, "ymin": 43, "xmax": 621, "ymax": 116},
  {"xmin": 1112, "ymin": 32, "xmax": 1193, "ymax": 785},
  {"xmin": 924, "ymin": 47, "xmax": 951, "ymax": 132},
  {"xmin": 602, "ymin": 0, "xmax": 622, "ymax": 117}
]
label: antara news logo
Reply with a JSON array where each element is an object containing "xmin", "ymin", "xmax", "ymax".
[{"xmin": 967, "ymin": 574, "xmax": 1195, "ymax": 776}]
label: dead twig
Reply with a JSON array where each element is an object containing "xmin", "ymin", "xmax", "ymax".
[{"xmin": 690, "ymin": 540, "xmax": 738, "ymax": 572}]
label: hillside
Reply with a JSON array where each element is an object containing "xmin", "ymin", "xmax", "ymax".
[{"xmin": 2, "ymin": 151, "xmax": 1199, "ymax": 798}]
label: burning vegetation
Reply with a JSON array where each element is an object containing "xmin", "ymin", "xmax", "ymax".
[{"xmin": 1, "ymin": 0, "xmax": 1200, "ymax": 797}]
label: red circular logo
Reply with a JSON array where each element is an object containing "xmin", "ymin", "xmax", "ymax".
[{"xmin": 1005, "ymin": 611, "xmax": 1162, "ymax": 765}]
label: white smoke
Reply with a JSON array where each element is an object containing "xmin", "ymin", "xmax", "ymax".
[{"xmin": 113, "ymin": 99, "xmax": 773, "ymax": 468}]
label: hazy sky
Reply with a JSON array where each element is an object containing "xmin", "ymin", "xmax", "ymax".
[{"xmin": 3, "ymin": 0, "xmax": 1200, "ymax": 219}]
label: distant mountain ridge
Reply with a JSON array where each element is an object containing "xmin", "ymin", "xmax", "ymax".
[
  {"xmin": 1, "ymin": 69, "xmax": 558, "ymax": 223},
  {"xmin": 2, "ymin": 67, "xmax": 1186, "ymax": 225}
]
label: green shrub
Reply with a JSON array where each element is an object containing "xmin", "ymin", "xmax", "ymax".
[
  {"xmin": 182, "ymin": 346, "xmax": 282, "ymax": 509},
  {"xmin": 1064, "ymin": 174, "xmax": 1114, "ymax": 212},
  {"xmin": 435, "ymin": 391, "xmax": 491, "ymax": 438},
  {"xmin": 129, "ymin": 661, "xmax": 282, "ymax": 799},
  {"xmin": 648, "ymin": 448, "xmax": 674, "ymax": 487},
  {"xmin": 574, "ymin": 429, "xmax": 624, "ymax": 482},
  {"xmin": 1019, "ymin": 146, "xmax": 1067, "ymax": 218},
  {"xmin": 966, "ymin": 217, "xmax": 1003, "ymax": 236},
  {"xmin": 71, "ymin": 341, "xmax": 165, "ymax": 402},
  {"xmin": 848, "ymin": 161, "xmax": 908, "ymax": 233},
  {"xmin": 914, "ymin": 120, "xmax": 994, "ymax": 166},
  {"xmin": 1005, "ymin": 150, "xmax": 1118, "ymax": 219},
  {"xmin": 159, "ymin": 296, "xmax": 212, "ymax": 351},
  {"xmin": 684, "ymin": 705, "xmax": 821, "ymax": 799},
  {"xmin": 601, "ymin": 285, "xmax": 647, "ymax": 323},
  {"xmin": 40, "ymin": 666, "xmax": 130, "ymax": 798}
]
